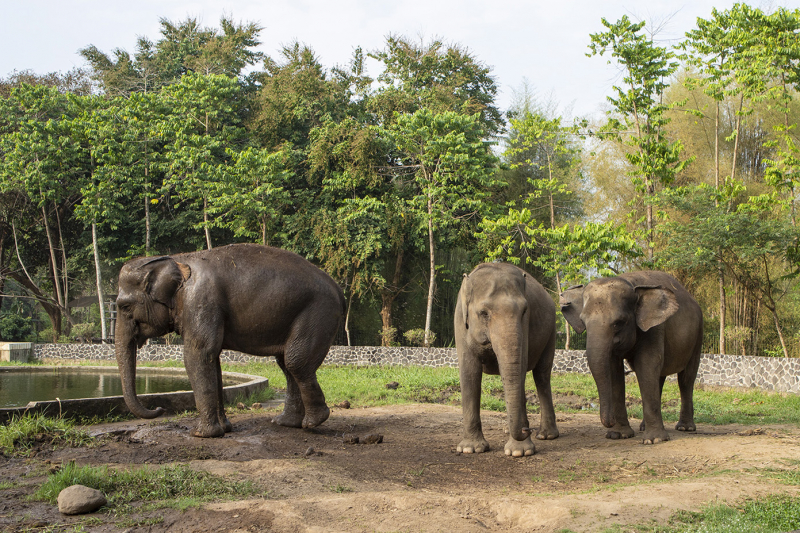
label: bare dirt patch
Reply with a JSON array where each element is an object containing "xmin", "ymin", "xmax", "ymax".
[{"xmin": 2, "ymin": 403, "xmax": 799, "ymax": 532}]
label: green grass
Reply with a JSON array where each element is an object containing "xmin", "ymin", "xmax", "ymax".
[
  {"xmin": 218, "ymin": 361, "xmax": 800, "ymax": 427},
  {"xmin": 0, "ymin": 413, "xmax": 94, "ymax": 456},
  {"xmin": 33, "ymin": 461, "xmax": 260, "ymax": 509},
  {"xmin": 652, "ymin": 495, "xmax": 800, "ymax": 533},
  {"xmin": 14, "ymin": 360, "xmax": 800, "ymax": 426}
]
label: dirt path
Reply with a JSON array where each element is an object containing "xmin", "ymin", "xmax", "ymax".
[{"xmin": 2, "ymin": 403, "xmax": 799, "ymax": 532}]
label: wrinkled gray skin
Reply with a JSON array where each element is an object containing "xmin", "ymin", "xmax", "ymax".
[
  {"xmin": 559, "ymin": 271, "xmax": 703, "ymax": 445},
  {"xmin": 114, "ymin": 243, "xmax": 345, "ymax": 438},
  {"xmin": 455, "ymin": 263, "xmax": 559, "ymax": 458}
]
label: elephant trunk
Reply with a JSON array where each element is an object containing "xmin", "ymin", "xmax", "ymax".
[
  {"xmin": 114, "ymin": 317, "xmax": 164, "ymax": 419},
  {"xmin": 586, "ymin": 337, "xmax": 615, "ymax": 428},
  {"xmin": 494, "ymin": 324, "xmax": 528, "ymax": 441}
]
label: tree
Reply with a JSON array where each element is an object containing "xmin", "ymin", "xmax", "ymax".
[
  {"xmin": 212, "ymin": 146, "xmax": 293, "ymax": 246},
  {"xmin": 369, "ymin": 35, "xmax": 503, "ymax": 135},
  {"xmin": 588, "ymin": 15, "xmax": 691, "ymax": 260},
  {"xmin": 309, "ymin": 116, "xmax": 390, "ymax": 345},
  {"xmin": 0, "ymin": 84, "xmax": 84, "ymax": 338},
  {"xmin": 159, "ymin": 73, "xmax": 243, "ymax": 249},
  {"xmin": 658, "ymin": 182, "xmax": 797, "ymax": 357},
  {"xmin": 391, "ymin": 109, "xmax": 499, "ymax": 346},
  {"xmin": 80, "ymin": 16, "xmax": 264, "ymax": 95}
]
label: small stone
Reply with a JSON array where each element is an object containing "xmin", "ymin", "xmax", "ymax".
[
  {"xmin": 361, "ymin": 433, "xmax": 383, "ymax": 445},
  {"xmin": 343, "ymin": 434, "xmax": 359, "ymax": 444},
  {"xmin": 236, "ymin": 402, "xmax": 248, "ymax": 410},
  {"xmin": 251, "ymin": 402, "xmax": 262, "ymax": 409},
  {"xmin": 57, "ymin": 485, "xmax": 107, "ymax": 515},
  {"xmin": 385, "ymin": 382, "xmax": 399, "ymax": 390},
  {"xmin": 335, "ymin": 400, "xmax": 351, "ymax": 409}
]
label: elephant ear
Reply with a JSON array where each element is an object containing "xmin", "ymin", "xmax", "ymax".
[
  {"xmin": 559, "ymin": 285, "xmax": 586, "ymax": 334},
  {"xmin": 141, "ymin": 256, "xmax": 185, "ymax": 309},
  {"xmin": 634, "ymin": 285, "xmax": 679, "ymax": 332},
  {"xmin": 459, "ymin": 273, "xmax": 471, "ymax": 330}
]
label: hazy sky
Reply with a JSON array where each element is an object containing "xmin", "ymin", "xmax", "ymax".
[{"xmin": 2, "ymin": 1, "xmax": 797, "ymax": 119}]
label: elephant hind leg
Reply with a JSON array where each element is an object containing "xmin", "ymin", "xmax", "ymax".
[
  {"xmin": 281, "ymin": 313, "xmax": 335, "ymax": 429},
  {"xmin": 271, "ymin": 354, "xmax": 306, "ymax": 428},
  {"xmin": 676, "ymin": 350, "xmax": 701, "ymax": 432}
]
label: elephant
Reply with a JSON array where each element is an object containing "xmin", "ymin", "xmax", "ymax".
[
  {"xmin": 559, "ymin": 271, "xmax": 703, "ymax": 444},
  {"xmin": 114, "ymin": 243, "xmax": 345, "ymax": 438},
  {"xmin": 454, "ymin": 262, "xmax": 559, "ymax": 457}
]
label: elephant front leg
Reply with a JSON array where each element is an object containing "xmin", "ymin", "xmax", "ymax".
[
  {"xmin": 457, "ymin": 353, "xmax": 490, "ymax": 454},
  {"xmin": 606, "ymin": 356, "xmax": 634, "ymax": 440},
  {"xmin": 184, "ymin": 346, "xmax": 227, "ymax": 438},
  {"xmin": 636, "ymin": 368, "xmax": 669, "ymax": 445}
]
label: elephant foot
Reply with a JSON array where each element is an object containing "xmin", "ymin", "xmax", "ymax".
[
  {"xmin": 272, "ymin": 408, "xmax": 305, "ymax": 428},
  {"xmin": 675, "ymin": 420, "xmax": 696, "ymax": 432},
  {"xmin": 301, "ymin": 405, "xmax": 330, "ymax": 428},
  {"xmin": 457, "ymin": 437, "xmax": 490, "ymax": 454},
  {"xmin": 642, "ymin": 428, "xmax": 670, "ymax": 445},
  {"xmin": 504, "ymin": 437, "xmax": 535, "ymax": 457},
  {"xmin": 536, "ymin": 426, "xmax": 559, "ymax": 440},
  {"xmin": 605, "ymin": 424, "xmax": 635, "ymax": 440},
  {"xmin": 193, "ymin": 421, "xmax": 226, "ymax": 438}
]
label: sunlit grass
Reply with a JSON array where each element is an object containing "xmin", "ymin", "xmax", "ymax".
[
  {"xmin": 0, "ymin": 413, "xmax": 94, "ymax": 456},
  {"xmin": 33, "ymin": 461, "xmax": 260, "ymax": 509},
  {"xmin": 12, "ymin": 359, "xmax": 800, "ymax": 426}
]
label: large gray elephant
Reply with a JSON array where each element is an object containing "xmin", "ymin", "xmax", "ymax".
[
  {"xmin": 559, "ymin": 271, "xmax": 703, "ymax": 444},
  {"xmin": 114, "ymin": 243, "xmax": 345, "ymax": 438},
  {"xmin": 454, "ymin": 263, "xmax": 559, "ymax": 457}
]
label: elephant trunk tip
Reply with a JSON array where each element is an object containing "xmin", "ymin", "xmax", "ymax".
[
  {"xmin": 600, "ymin": 414, "xmax": 616, "ymax": 428},
  {"xmin": 129, "ymin": 404, "xmax": 166, "ymax": 419}
]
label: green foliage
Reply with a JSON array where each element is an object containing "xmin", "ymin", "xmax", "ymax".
[
  {"xmin": 0, "ymin": 312, "xmax": 34, "ymax": 341},
  {"xmin": 403, "ymin": 328, "xmax": 435, "ymax": 347}
]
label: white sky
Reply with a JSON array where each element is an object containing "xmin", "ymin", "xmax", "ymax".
[{"xmin": 2, "ymin": 0, "xmax": 798, "ymax": 120}]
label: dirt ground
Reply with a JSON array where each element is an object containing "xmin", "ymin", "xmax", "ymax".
[{"xmin": 1, "ymin": 400, "xmax": 799, "ymax": 533}]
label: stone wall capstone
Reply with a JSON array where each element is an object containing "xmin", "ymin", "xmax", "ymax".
[{"xmin": 31, "ymin": 344, "xmax": 800, "ymax": 394}]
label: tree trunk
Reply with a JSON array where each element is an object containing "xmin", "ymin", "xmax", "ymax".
[
  {"xmin": 424, "ymin": 193, "xmax": 435, "ymax": 348},
  {"xmin": 715, "ymin": 99, "xmax": 726, "ymax": 355},
  {"xmin": 41, "ymin": 204, "xmax": 63, "ymax": 308},
  {"xmin": 145, "ymin": 195, "xmax": 151, "ymax": 255},
  {"xmin": 344, "ymin": 285, "xmax": 353, "ymax": 347},
  {"xmin": 203, "ymin": 197, "xmax": 213, "ymax": 250},
  {"xmin": 55, "ymin": 205, "xmax": 70, "ymax": 329},
  {"xmin": 380, "ymin": 249, "xmax": 404, "ymax": 346},
  {"xmin": 92, "ymin": 222, "xmax": 107, "ymax": 341},
  {"xmin": 718, "ymin": 261, "xmax": 726, "ymax": 355}
]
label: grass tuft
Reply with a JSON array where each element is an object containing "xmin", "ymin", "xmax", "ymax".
[
  {"xmin": 33, "ymin": 461, "xmax": 260, "ymax": 508},
  {"xmin": 0, "ymin": 413, "xmax": 94, "ymax": 457}
]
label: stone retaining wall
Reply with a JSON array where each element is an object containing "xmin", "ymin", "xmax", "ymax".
[{"xmin": 33, "ymin": 344, "xmax": 800, "ymax": 393}]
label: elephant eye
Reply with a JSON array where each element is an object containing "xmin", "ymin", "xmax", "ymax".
[{"xmin": 612, "ymin": 319, "xmax": 626, "ymax": 331}]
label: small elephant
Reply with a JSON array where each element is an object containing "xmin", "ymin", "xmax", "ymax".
[
  {"xmin": 455, "ymin": 263, "xmax": 559, "ymax": 457},
  {"xmin": 114, "ymin": 243, "xmax": 345, "ymax": 438},
  {"xmin": 559, "ymin": 271, "xmax": 703, "ymax": 444}
]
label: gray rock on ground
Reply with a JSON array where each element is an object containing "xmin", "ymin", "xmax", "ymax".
[{"xmin": 57, "ymin": 484, "xmax": 107, "ymax": 515}]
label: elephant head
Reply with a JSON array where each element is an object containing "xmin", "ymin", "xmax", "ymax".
[
  {"xmin": 559, "ymin": 278, "xmax": 678, "ymax": 428},
  {"xmin": 460, "ymin": 265, "xmax": 530, "ymax": 441},
  {"xmin": 114, "ymin": 256, "xmax": 191, "ymax": 419}
]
